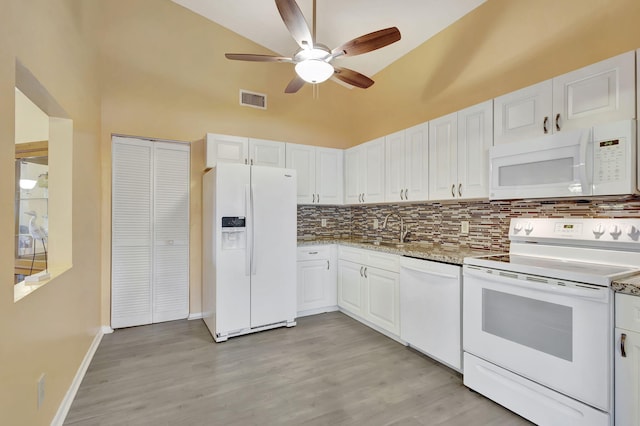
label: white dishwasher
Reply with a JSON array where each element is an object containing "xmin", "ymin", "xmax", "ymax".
[{"xmin": 400, "ymin": 256, "xmax": 462, "ymax": 372}]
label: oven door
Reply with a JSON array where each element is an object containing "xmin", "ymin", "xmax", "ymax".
[
  {"xmin": 463, "ymin": 265, "xmax": 611, "ymax": 411},
  {"xmin": 489, "ymin": 128, "xmax": 592, "ymax": 200}
]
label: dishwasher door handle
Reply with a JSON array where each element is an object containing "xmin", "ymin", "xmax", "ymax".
[{"xmin": 400, "ymin": 265, "xmax": 458, "ymax": 280}]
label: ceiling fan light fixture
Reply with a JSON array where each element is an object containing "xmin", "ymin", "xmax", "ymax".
[{"xmin": 295, "ymin": 59, "xmax": 334, "ymax": 84}]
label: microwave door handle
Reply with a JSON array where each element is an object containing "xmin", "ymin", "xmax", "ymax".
[
  {"xmin": 579, "ymin": 129, "xmax": 593, "ymax": 195},
  {"xmin": 463, "ymin": 267, "xmax": 609, "ymax": 302}
]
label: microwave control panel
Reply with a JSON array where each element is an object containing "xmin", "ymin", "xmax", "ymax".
[{"xmin": 593, "ymin": 137, "xmax": 625, "ymax": 184}]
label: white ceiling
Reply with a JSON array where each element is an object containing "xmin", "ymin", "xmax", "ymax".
[{"xmin": 171, "ymin": 0, "xmax": 486, "ymax": 78}]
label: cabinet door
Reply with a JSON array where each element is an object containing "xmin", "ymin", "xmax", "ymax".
[
  {"xmin": 286, "ymin": 143, "xmax": 315, "ymax": 204},
  {"xmin": 553, "ymin": 50, "xmax": 635, "ymax": 132},
  {"xmin": 363, "ymin": 137, "xmax": 385, "ymax": 203},
  {"xmin": 428, "ymin": 112, "xmax": 458, "ymax": 200},
  {"xmin": 205, "ymin": 133, "xmax": 248, "ymax": 167},
  {"xmin": 249, "ymin": 138, "xmax": 286, "ymax": 168},
  {"xmin": 338, "ymin": 260, "xmax": 364, "ymax": 315},
  {"xmin": 297, "ymin": 259, "xmax": 331, "ymax": 312},
  {"xmin": 615, "ymin": 328, "xmax": 640, "ymax": 426},
  {"xmin": 404, "ymin": 122, "xmax": 429, "ymax": 202},
  {"xmin": 493, "ymin": 80, "xmax": 553, "ymax": 145},
  {"xmin": 385, "ymin": 130, "xmax": 406, "ymax": 202},
  {"xmin": 457, "ymin": 100, "xmax": 493, "ymax": 199},
  {"xmin": 365, "ymin": 266, "xmax": 400, "ymax": 335},
  {"xmin": 344, "ymin": 146, "xmax": 361, "ymax": 204},
  {"xmin": 315, "ymin": 147, "xmax": 343, "ymax": 205}
]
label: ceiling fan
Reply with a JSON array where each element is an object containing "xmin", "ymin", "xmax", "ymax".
[{"xmin": 224, "ymin": 0, "xmax": 401, "ymax": 94}]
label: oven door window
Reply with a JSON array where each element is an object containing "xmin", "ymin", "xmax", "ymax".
[{"xmin": 482, "ymin": 289, "xmax": 573, "ymax": 361}]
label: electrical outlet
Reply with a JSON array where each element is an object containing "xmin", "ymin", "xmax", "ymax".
[
  {"xmin": 461, "ymin": 221, "xmax": 469, "ymax": 234},
  {"xmin": 37, "ymin": 373, "xmax": 45, "ymax": 409},
  {"xmin": 373, "ymin": 219, "xmax": 379, "ymax": 229},
  {"xmin": 321, "ymin": 218, "xmax": 327, "ymax": 227}
]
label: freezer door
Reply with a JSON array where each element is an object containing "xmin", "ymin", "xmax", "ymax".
[
  {"xmin": 249, "ymin": 166, "xmax": 297, "ymax": 327},
  {"xmin": 214, "ymin": 163, "xmax": 251, "ymax": 334}
]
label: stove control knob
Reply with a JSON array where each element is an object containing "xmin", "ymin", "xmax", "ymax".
[
  {"xmin": 593, "ymin": 223, "xmax": 605, "ymax": 239},
  {"xmin": 524, "ymin": 222, "xmax": 534, "ymax": 235},
  {"xmin": 627, "ymin": 225, "xmax": 639, "ymax": 241},
  {"xmin": 609, "ymin": 224, "xmax": 622, "ymax": 240},
  {"xmin": 513, "ymin": 223, "xmax": 523, "ymax": 233}
]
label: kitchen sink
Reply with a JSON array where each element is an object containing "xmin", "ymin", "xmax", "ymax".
[{"xmin": 369, "ymin": 241, "xmax": 406, "ymax": 248}]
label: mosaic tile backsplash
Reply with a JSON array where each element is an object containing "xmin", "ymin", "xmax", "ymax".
[{"xmin": 298, "ymin": 197, "xmax": 640, "ymax": 252}]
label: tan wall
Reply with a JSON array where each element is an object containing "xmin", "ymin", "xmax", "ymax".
[
  {"xmin": 0, "ymin": 1, "xmax": 103, "ymax": 425},
  {"xmin": 349, "ymin": 0, "xmax": 640, "ymax": 144}
]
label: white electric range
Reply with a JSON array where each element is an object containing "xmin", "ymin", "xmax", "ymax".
[{"xmin": 463, "ymin": 218, "xmax": 640, "ymax": 426}]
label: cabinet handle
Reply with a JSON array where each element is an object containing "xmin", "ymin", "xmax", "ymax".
[
  {"xmin": 451, "ymin": 184, "xmax": 455, "ymax": 197},
  {"xmin": 327, "ymin": 260, "xmax": 330, "ymax": 270},
  {"xmin": 458, "ymin": 183, "xmax": 462, "ymax": 197},
  {"xmin": 405, "ymin": 188, "xmax": 408, "ymax": 200},
  {"xmin": 543, "ymin": 116, "xmax": 549, "ymax": 134},
  {"xmin": 400, "ymin": 189, "xmax": 404, "ymax": 200},
  {"xmin": 621, "ymin": 333, "xmax": 627, "ymax": 358},
  {"xmin": 312, "ymin": 194, "xmax": 316, "ymax": 203},
  {"xmin": 317, "ymin": 193, "xmax": 320, "ymax": 203},
  {"xmin": 555, "ymin": 113, "xmax": 561, "ymax": 131},
  {"xmin": 360, "ymin": 266, "xmax": 364, "ymax": 277},
  {"xmin": 364, "ymin": 267, "xmax": 368, "ymax": 278},
  {"xmin": 308, "ymin": 251, "xmax": 318, "ymax": 255},
  {"xmin": 244, "ymin": 158, "xmax": 248, "ymax": 164},
  {"xmin": 362, "ymin": 194, "xmax": 365, "ymax": 203}
]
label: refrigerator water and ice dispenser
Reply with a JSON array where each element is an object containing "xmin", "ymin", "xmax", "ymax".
[{"xmin": 221, "ymin": 216, "xmax": 246, "ymax": 250}]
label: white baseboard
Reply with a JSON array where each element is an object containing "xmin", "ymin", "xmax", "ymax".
[
  {"xmin": 188, "ymin": 312, "xmax": 203, "ymax": 320},
  {"xmin": 51, "ymin": 328, "xmax": 105, "ymax": 426},
  {"xmin": 297, "ymin": 305, "xmax": 339, "ymax": 318}
]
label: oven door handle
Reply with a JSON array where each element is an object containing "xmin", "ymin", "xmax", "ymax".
[{"xmin": 464, "ymin": 266, "xmax": 609, "ymax": 302}]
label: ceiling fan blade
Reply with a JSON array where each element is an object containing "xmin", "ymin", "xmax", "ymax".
[
  {"xmin": 333, "ymin": 67, "xmax": 374, "ymax": 89},
  {"xmin": 332, "ymin": 27, "xmax": 401, "ymax": 57},
  {"xmin": 225, "ymin": 53, "xmax": 293, "ymax": 63},
  {"xmin": 275, "ymin": 0, "xmax": 314, "ymax": 49},
  {"xmin": 285, "ymin": 75, "xmax": 306, "ymax": 93}
]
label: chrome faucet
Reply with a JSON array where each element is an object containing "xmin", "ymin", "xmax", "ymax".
[{"xmin": 382, "ymin": 212, "xmax": 409, "ymax": 243}]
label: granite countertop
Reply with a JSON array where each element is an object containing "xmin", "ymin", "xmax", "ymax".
[
  {"xmin": 297, "ymin": 238, "xmax": 498, "ymax": 266},
  {"xmin": 299, "ymin": 238, "xmax": 640, "ymax": 295},
  {"xmin": 612, "ymin": 274, "xmax": 640, "ymax": 296}
]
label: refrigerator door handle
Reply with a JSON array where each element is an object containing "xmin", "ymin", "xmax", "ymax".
[
  {"xmin": 245, "ymin": 184, "xmax": 251, "ymax": 276},
  {"xmin": 250, "ymin": 183, "xmax": 257, "ymax": 275}
]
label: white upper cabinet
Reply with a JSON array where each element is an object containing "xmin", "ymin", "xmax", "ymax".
[
  {"xmin": 248, "ymin": 138, "xmax": 286, "ymax": 167},
  {"xmin": 206, "ymin": 133, "xmax": 285, "ymax": 168},
  {"xmin": 385, "ymin": 123, "xmax": 429, "ymax": 202},
  {"xmin": 345, "ymin": 137, "xmax": 385, "ymax": 204},
  {"xmin": 286, "ymin": 143, "xmax": 343, "ymax": 205},
  {"xmin": 429, "ymin": 100, "xmax": 493, "ymax": 200},
  {"xmin": 494, "ymin": 51, "xmax": 635, "ymax": 145}
]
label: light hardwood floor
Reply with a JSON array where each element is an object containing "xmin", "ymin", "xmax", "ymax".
[{"xmin": 65, "ymin": 312, "xmax": 532, "ymax": 425}]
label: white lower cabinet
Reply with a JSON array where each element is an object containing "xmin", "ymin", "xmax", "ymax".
[
  {"xmin": 337, "ymin": 246, "xmax": 400, "ymax": 337},
  {"xmin": 399, "ymin": 257, "xmax": 462, "ymax": 371},
  {"xmin": 296, "ymin": 245, "xmax": 337, "ymax": 316},
  {"xmin": 615, "ymin": 293, "xmax": 640, "ymax": 425}
]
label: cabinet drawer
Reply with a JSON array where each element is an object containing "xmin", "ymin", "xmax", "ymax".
[
  {"xmin": 368, "ymin": 251, "xmax": 399, "ymax": 273},
  {"xmin": 338, "ymin": 246, "xmax": 369, "ymax": 263},
  {"xmin": 616, "ymin": 293, "xmax": 640, "ymax": 332},
  {"xmin": 297, "ymin": 245, "xmax": 331, "ymax": 261}
]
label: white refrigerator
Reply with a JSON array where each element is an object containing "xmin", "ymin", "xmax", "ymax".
[{"xmin": 202, "ymin": 163, "xmax": 297, "ymax": 342}]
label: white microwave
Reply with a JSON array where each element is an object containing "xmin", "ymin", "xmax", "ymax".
[{"xmin": 489, "ymin": 120, "xmax": 637, "ymax": 200}]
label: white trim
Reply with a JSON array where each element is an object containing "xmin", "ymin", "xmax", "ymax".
[
  {"xmin": 101, "ymin": 325, "xmax": 113, "ymax": 334},
  {"xmin": 188, "ymin": 312, "xmax": 203, "ymax": 320},
  {"xmin": 296, "ymin": 306, "xmax": 339, "ymax": 318},
  {"xmin": 51, "ymin": 329, "xmax": 105, "ymax": 426}
]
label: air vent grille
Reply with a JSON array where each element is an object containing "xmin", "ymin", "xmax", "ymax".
[{"xmin": 240, "ymin": 90, "xmax": 267, "ymax": 110}]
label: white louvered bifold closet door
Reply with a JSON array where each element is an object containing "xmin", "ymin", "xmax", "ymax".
[
  {"xmin": 111, "ymin": 136, "xmax": 190, "ymax": 329},
  {"xmin": 152, "ymin": 142, "xmax": 190, "ymax": 323}
]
